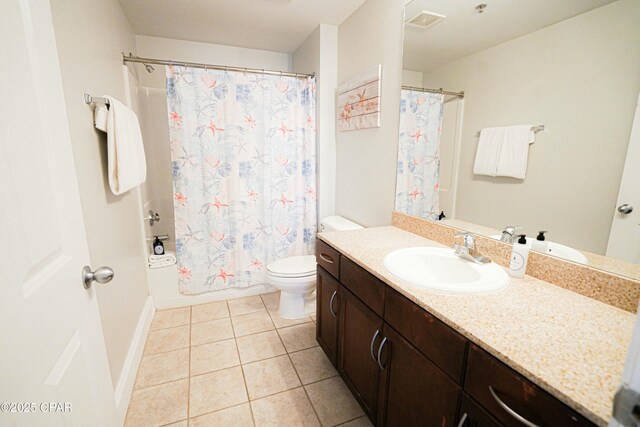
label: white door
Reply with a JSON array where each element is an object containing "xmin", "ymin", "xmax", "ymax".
[
  {"xmin": 607, "ymin": 93, "xmax": 640, "ymax": 263},
  {"xmin": 0, "ymin": 1, "xmax": 118, "ymax": 426}
]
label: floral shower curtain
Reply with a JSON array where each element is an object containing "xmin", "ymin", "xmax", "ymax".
[
  {"xmin": 395, "ymin": 89, "xmax": 444, "ymax": 220},
  {"xmin": 166, "ymin": 66, "xmax": 316, "ymax": 294}
]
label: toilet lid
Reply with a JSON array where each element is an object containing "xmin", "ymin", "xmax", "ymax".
[{"xmin": 267, "ymin": 255, "xmax": 316, "ymax": 278}]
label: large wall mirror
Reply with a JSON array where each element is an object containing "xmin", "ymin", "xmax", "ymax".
[{"xmin": 396, "ymin": 0, "xmax": 640, "ymax": 280}]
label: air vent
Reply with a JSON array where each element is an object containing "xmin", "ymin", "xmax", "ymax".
[{"xmin": 405, "ymin": 10, "xmax": 446, "ymax": 29}]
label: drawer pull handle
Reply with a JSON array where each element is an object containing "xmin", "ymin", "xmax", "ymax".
[
  {"xmin": 329, "ymin": 291, "xmax": 337, "ymax": 317},
  {"xmin": 457, "ymin": 413, "xmax": 468, "ymax": 427},
  {"xmin": 377, "ymin": 337, "xmax": 388, "ymax": 370},
  {"xmin": 489, "ymin": 386, "xmax": 540, "ymax": 427},
  {"xmin": 319, "ymin": 253, "xmax": 334, "ymax": 264},
  {"xmin": 370, "ymin": 330, "xmax": 380, "ymax": 362}
]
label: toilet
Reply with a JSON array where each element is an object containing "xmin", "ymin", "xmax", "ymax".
[{"xmin": 266, "ymin": 216, "xmax": 363, "ymax": 319}]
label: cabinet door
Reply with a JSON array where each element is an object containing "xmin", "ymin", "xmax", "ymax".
[
  {"xmin": 458, "ymin": 393, "xmax": 503, "ymax": 427},
  {"xmin": 338, "ymin": 286, "xmax": 384, "ymax": 423},
  {"xmin": 316, "ymin": 266, "xmax": 340, "ymax": 366},
  {"xmin": 377, "ymin": 324, "xmax": 461, "ymax": 427}
]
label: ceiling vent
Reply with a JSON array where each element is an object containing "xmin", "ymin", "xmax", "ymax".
[{"xmin": 405, "ymin": 10, "xmax": 446, "ymax": 29}]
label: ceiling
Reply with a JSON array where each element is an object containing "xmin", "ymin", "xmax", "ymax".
[
  {"xmin": 119, "ymin": 0, "xmax": 365, "ymax": 53},
  {"xmin": 403, "ymin": 0, "xmax": 617, "ymax": 73}
]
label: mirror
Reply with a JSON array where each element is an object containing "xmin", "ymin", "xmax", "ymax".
[{"xmin": 397, "ymin": 0, "xmax": 640, "ymax": 280}]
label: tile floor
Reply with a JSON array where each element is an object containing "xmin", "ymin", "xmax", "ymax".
[{"xmin": 125, "ymin": 292, "xmax": 372, "ymax": 427}]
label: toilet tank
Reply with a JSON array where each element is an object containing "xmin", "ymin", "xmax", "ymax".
[{"xmin": 319, "ymin": 215, "xmax": 364, "ymax": 232}]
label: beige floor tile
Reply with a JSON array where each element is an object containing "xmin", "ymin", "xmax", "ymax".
[
  {"xmin": 191, "ymin": 301, "xmax": 229, "ymax": 323},
  {"xmin": 189, "ymin": 403, "xmax": 254, "ymax": 427},
  {"xmin": 268, "ymin": 308, "xmax": 313, "ymax": 329},
  {"xmin": 305, "ymin": 377, "xmax": 364, "ymax": 426},
  {"xmin": 278, "ymin": 322, "xmax": 318, "ymax": 353},
  {"xmin": 228, "ymin": 295, "xmax": 267, "ymax": 316},
  {"xmin": 163, "ymin": 421, "xmax": 188, "ymax": 427},
  {"xmin": 134, "ymin": 348, "xmax": 189, "ymax": 389},
  {"xmin": 289, "ymin": 347, "xmax": 337, "ymax": 385},
  {"xmin": 232, "ymin": 311, "xmax": 275, "ymax": 337},
  {"xmin": 143, "ymin": 325, "xmax": 190, "ymax": 356},
  {"xmin": 260, "ymin": 292, "xmax": 280, "ymax": 310},
  {"xmin": 242, "ymin": 355, "xmax": 301, "ymax": 400},
  {"xmin": 236, "ymin": 330, "xmax": 286, "ymax": 364},
  {"xmin": 190, "ymin": 366, "xmax": 248, "ymax": 417},
  {"xmin": 251, "ymin": 387, "xmax": 320, "ymax": 427},
  {"xmin": 338, "ymin": 416, "xmax": 373, "ymax": 427},
  {"xmin": 190, "ymin": 338, "xmax": 240, "ymax": 376},
  {"xmin": 191, "ymin": 317, "xmax": 234, "ymax": 346},
  {"xmin": 124, "ymin": 379, "xmax": 188, "ymax": 426},
  {"xmin": 150, "ymin": 307, "xmax": 190, "ymax": 331}
]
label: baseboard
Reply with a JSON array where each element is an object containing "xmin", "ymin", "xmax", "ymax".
[
  {"xmin": 114, "ymin": 295, "xmax": 155, "ymax": 424},
  {"xmin": 153, "ymin": 284, "xmax": 277, "ymax": 310}
]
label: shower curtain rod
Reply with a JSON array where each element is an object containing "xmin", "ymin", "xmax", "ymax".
[
  {"xmin": 122, "ymin": 53, "xmax": 315, "ymax": 79},
  {"xmin": 401, "ymin": 85, "xmax": 464, "ymax": 99}
]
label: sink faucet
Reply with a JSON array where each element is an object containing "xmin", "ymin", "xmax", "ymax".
[
  {"xmin": 500, "ymin": 225, "xmax": 521, "ymax": 244},
  {"xmin": 453, "ymin": 232, "xmax": 491, "ymax": 264}
]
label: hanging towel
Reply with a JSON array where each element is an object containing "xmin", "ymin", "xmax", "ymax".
[
  {"xmin": 473, "ymin": 127, "xmax": 505, "ymax": 176},
  {"xmin": 94, "ymin": 96, "xmax": 147, "ymax": 195},
  {"xmin": 495, "ymin": 125, "xmax": 534, "ymax": 179}
]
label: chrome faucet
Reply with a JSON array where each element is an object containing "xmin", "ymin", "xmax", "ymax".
[
  {"xmin": 500, "ymin": 225, "xmax": 521, "ymax": 244},
  {"xmin": 453, "ymin": 232, "xmax": 491, "ymax": 264}
]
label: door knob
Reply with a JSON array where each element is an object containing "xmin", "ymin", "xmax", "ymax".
[
  {"xmin": 618, "ymin": 204, "xmax": 634, "ymax": 214},
  {"xmin": 82, "ymin": 266, "xmax": 114, "ymax": 289}
]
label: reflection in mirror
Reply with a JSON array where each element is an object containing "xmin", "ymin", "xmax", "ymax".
[{"xmin": 397, "ymin": 0, "xmax": 640, "ymax": 280}]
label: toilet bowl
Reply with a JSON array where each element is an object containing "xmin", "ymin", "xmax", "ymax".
[
  {"xmin": 266, "ymin": 216, "xmax": 364, "ymax": 319},
  {"xmin": 266, "ymin": 255, "xmax": 317, "ymax": 319}
]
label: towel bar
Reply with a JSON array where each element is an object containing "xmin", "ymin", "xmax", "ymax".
[
  {"xmin": 84, "ymin": 93, "xmax": 110, "ymax": 106},
  {"xmin": 475, "ymin": 125, "xmax": 544, "ymax": 137}
]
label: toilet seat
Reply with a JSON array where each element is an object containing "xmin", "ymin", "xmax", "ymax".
[{"xmin": 267, "ymin": 255, "xmax": 316, "ymax": 278}]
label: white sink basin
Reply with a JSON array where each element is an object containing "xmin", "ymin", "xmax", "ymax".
[
  {"xmin": 490, "ymin": 235, "xmax": 588, "ymax": 265},
  {"xmin": 383, "ymin": 247, "xmax": 509, "ymax": 293}
]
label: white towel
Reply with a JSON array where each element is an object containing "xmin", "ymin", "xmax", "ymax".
[
  {"xmin": 149, "ymin": 251, "xmax": 176, "ymax": 263},
  {"xmin": 95, "ymin": 96, "xmax": 147, "ymax": 195},
  {"xmin": 149, "ymin": 251, "xmax": 176, "ymax": 268},
  {"xmin": 495, "ymin": 125, "xmax": 534, "ymax": 179},
  {"xmin": 473, "ymin": 127, "xmax": 505, "ymax": 176}
]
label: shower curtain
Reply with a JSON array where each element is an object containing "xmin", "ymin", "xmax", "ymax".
[
  {"xmin": 166, "ymin": 66, "xmax": 316, "ymax": 294},
  {"xmin": 395, "ymin": 89, "xmax": 444, "ymax": 220}
]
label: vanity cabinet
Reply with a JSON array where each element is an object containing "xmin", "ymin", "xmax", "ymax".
[
  {"xmin": 377, "ymin": 324, "xmax": 460, "ymax": 426},
  {"xmin": 338, "ymin": 286, "xmax": 384, "ymax": 421},
  {"xmin": 315, "ymin": 241, "xmax": 598, "ymax": 427},
  {"xmin": 316, "ymin": 266, "xmax": 339, "ymax": 365}
]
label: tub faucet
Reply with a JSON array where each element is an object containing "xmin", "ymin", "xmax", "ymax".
[
  {"xmin": 453, "ymin": 232, "xmax": 490, "ymax": 264},
  {"xmin": 500, "ymin": 225, "xmax": 521, "ymax": 244}
]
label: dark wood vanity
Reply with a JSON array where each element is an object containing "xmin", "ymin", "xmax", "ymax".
[{"xmin": 315, "ymin": 239, "xmax": 598, "ymax": 427}]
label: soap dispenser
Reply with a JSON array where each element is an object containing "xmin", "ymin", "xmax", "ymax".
[
  {"xmin": 509, "ymin": 234, "xmax": 529, "ymax": 278},
  {"xmin": 532, "ymin": 231, "xmax": 548, "ymax": 254},
  {"xmin": 152, "ymin": 236, "xmax": 165, "ymax": 256}
]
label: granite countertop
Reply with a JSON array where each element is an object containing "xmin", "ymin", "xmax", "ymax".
[{"xmin": 317, "ymin": 226, "xmax": 635, "ymax": 426}]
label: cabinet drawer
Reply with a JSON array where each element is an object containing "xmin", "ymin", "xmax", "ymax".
[
  {"xmin": 339, "ymin": 257, "xmax": 385, "ymax": 317},
  {"xmin": 316, "ymin": 239, "xmax": 341, "ymax": 280},
  {"xmin": 465, "ymin": 344, "xmax": 596, "ymax": 427},
  {"xmin": 384, "ymin": 287, "xmax": 467, "ymax": 383}
]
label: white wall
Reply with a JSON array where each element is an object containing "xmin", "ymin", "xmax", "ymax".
[
  {"xmin": 336, "ymin": 0, "xmax": 406, "ymax": 227},
  {"xmin": 423, "ymin": 0, "xmax": 640, "ymax": 254},
  {"xmin": 135, "ymin": 35, "xmax": 292, "ymax": 89},
  {"xmin": 292, "ymin": 24, "xmax": 339, "ymax": 222},
  {"xmin": 50, "ymin": 0, "xmax": 149, "ymax": 388},
  {"xmin": 402, "ymin": 69, "xmax": 423, "ymax": 87}
]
